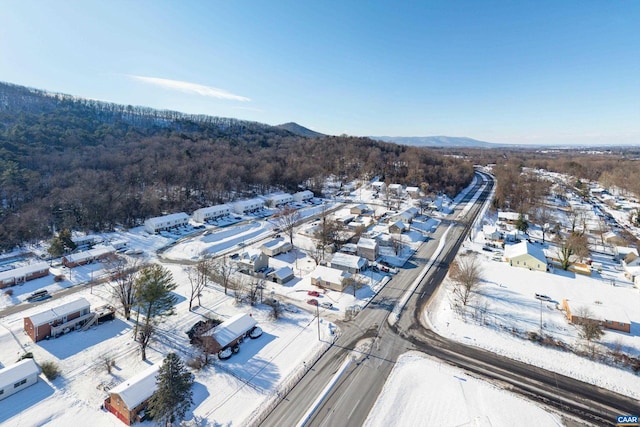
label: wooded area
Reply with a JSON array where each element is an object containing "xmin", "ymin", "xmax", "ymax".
[{"xmin": 0, "ymin": 82, "xmax": 474, "ymax": 250}]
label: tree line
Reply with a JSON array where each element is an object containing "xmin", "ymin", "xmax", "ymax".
[{"xmin": 0, "ymin": 81, "xmax": 474, "ymax": 250}]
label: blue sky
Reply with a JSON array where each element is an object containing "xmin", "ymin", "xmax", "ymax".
[{"xmin": 1, "ymin": 1, "xmax": 638, "ymax": 145}]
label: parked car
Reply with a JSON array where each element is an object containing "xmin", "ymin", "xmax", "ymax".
[
  {"xmin": 284, "ymin": 304, "xmax": 299, "ymax": 313},
  {"xmin": 307, "ymin": 299, "xmax": 319, "ymax": 306},
  {"xmin": 535, "ymin": 293, "xmax": 552, "ymax": 302},
  {"xmin": 249, "ymin": 326, "xmax": 263, "ymax": 339},
  {"xmin": 320, "ymin": 302, "xmax": 333, "ymax": 309},
  {"xmin": 307, "ymin": 290, "xmax": 320, "ymax": 297}
]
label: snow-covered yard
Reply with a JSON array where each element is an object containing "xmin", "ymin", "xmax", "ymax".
[{"xmin": 365, "ymin": 352, "xmax": 563, "ymax": 427}]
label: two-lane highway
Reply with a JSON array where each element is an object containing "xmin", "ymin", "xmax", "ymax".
[{"xmin": 259, "ymin": 172, "xmax": 639, "ymax": 427}]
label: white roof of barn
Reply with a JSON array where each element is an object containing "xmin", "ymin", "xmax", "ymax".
[
  {"xmin": 504, "ymin": 241, "xmax": 546, "ymax": 264},
  {"xmin": 211, "ymin": 313, "xmax": 258, "ymax": 348},
  {"xmin": 109, "ymin": 364, "xmax": 159, "ymax": 410},
  {"xmin": 27, "ymin": 297, "xmax": 91, "ymax": 327},
  {"xmin": 0, "ymin": 262, "xmax": 49, "ymax": 282},
  {"xmin": 357, "ymin": 238, "xmax": 378, "ymax": 250},
  {"xmin": 0, "ymin": 359, "xmax": 40, "ymax": 389},
  {"xmin": 330, "ymin": 252, "xmax": 367, "ymax": 270},
  {"xmin": 145, "ymin": 212, "xmax": 189, "ymax": 226}
]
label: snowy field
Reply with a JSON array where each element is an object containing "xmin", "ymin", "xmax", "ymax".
[
  {"xmin": 427, "ymin": 230, "xmax": 640, "ymax": 400},
  {"xmin": 365, "ymin": 352, "xmax": 563, "ymax": 427}
]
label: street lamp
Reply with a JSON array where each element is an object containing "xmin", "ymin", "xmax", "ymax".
[{"xmin": 316, "ymin": 302, "xmax": 321, "ymax": 341}]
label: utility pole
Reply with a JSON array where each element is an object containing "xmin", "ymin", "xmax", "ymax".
[
  {"xmin": 539, "ymin": 299, "xmax": 543, "ymax": 336},
  {"xmin": 316, "ymin": 302, "xmax": 320, "ymax": 341}
]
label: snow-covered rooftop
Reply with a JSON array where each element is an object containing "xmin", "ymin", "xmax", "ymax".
[
  {"xmin": 357, "ymin": 238, "xmax": 378, "ymax": 250},
  {"xmin": 330, "ymin": 252, "xmax": 367, "ymax": 270},
  {"xmin": 504, "ymin": 241, "xmax": 546, "ymax": 263},
  {"xmin": 63, "ymin": 245, "xmax": 115, "ymax": 264},
  {"xmin": 27, "ymin": 298, "xmax": 90, "ymax": 327},
  {"xmin": 145, "ymin": 212, "xmax": 189, "ymax": 226},
  {"xmin": 0, "ymin": 359, "xmax": 40, "ymax": 390},
  {"xmin": 0, "ymin": 262, "xmax": 49, "ymax": 282},
  {"xmin": 109, "ymin": 364, "xmax": 159, "ymax": 410},
  {"xmin": 210, "ymin": 313, "xmax": 258, "ymax": 348}
]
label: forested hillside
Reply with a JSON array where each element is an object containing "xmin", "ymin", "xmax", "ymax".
[{"xmin": 0, "ymin": 81, "xmax": 474, "ymax": 250}]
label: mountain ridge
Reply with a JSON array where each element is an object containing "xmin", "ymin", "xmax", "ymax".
[{"xmin": 372, "ymin": 135, "xmax": 501, "ymax": 148}]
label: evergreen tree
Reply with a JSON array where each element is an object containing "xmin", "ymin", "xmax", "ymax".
[
  {"xmin": 134, "ymin": 265, "xmax": 178, "ymax": 360},
  {"xmin": 148, "ymin": 353, "xmax": 194, "ymax": 426}
]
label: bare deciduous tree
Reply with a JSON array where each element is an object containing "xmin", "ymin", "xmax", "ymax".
[
  {"xmin": 211, "ymin": 256, "xmax": 237, "ymax": 295},
  {"xmin": 449, "ymin": 255, "xmax": 483, "ymax": 308},
  {"xmin": 107, "ymin": 255, "xmax": 140, "ymax": 320},
  {"xmin": 556, "ymin": 232, "xmax": 590, "ymax": 270},
  {"xmin": 186, "ymin": 258, "xmax": 212, "ymax": 311},
  {"xmin": 273, "ymin": 206, "xmax": 301, "ymax": 245}
]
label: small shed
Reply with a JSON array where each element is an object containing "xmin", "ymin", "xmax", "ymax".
[
  {"xmin": 0, "ymin": 359, "xmax": 40, "ymax": 401},
  {"xmin": 268, "ymin": 267, "xmax": 295, "ymax": 284}
]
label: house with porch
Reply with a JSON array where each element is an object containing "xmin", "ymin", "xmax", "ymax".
[{"xmin": 24, "ymin": 298, "xmax": 91, "ymax": 342}]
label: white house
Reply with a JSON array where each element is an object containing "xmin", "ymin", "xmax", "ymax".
[
  {"xmin": 293, "ymin": 190, "xmax": 314, "ymax": 202},
  {"xmin": 232, "ymin": 198, "xmax": 265, "ymax": 215},
  {"xmin": 356, "ymin": 238, "xmax": 379, "ymax": 261},
  {"xmin": 388, "ymin": 183, "xmax": 403, "ymax": 195},
  {"xmin": 261, "ymin": 239, "xmax": 293, "ymax": 257},
  {"xmin": 263, "ymin": 193, "xmax": 293, "ymax": 207},
  {"xmin": 406, "ymin": 186, "xmax": 421, "ymax": 198},
  {"xmin": 144, "ymin": 212, "xmax": 190, "ymax": 234},
  {"xmin": 192, "ymin": 204, "xmax": 231, "ymax": 223},
  {"xmin": 504, "ymin": 241, "xmax": 548, "ymax": 272},
  {"xmin": 371, "ymin": 181, "xmax": 386, "ymax": 192},
  {"xmin": 330, "ymin": 252, "xmax": 368, "ymax": 274},
  {"xmin": 0, "ymin": 359, "xmax": 40, "ymax": 401},
  {"xmin": 310, "ymin": 265, "xmax": 352, "ymax": 292}
]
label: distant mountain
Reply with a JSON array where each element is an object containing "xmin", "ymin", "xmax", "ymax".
[
  {"xmin": 276, "ymin": 122, "xmax": 325, "ymax": 138},
  {"xmin": 372, "ymin": 135, "xmax": 499, "ymax": 148}
]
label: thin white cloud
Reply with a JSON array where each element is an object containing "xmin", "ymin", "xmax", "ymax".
[{"xmin": 127, "ymin": 75, "xmax": 250, "ymax": 102}]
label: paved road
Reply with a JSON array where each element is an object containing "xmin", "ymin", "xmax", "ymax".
[{"xmin": 260, "ymin": 173, "xmax": 640, "ymax": 427}]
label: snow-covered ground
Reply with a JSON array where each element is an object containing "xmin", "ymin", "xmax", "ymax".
[
  {"xmin": 365, "ymin": 352, "xmax": 563, "ymax": 427},
  {"xmin": 0, "ymin": 262, "xmax": 335, "ymax": 426}
]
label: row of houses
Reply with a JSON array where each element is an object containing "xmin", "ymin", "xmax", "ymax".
[
  {"xmin": 144, "ymin": 191, "xmax": 315, "ymax": 234},
  {"xmin": 370, "ymin": 182, "xmax": 421, "ymax": 198}
]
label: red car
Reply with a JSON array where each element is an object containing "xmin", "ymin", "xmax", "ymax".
[
  {"xmin": 307, "ymin": 298, "xmax": 318, "ymax": 306},
  {"xmin": 307, "ymin": 290, "xmax": 320, "ymax": 297}
]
